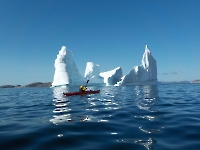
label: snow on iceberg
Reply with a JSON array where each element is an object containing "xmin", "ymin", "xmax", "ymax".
[
  {"xmin": 52, "ymin": 46, "xmax": 84, "ymax": 87},
  {"xmin": 100, "ymin": 67, "xmax": 123, "ymax": 86},
  {"xmin": 115, "ymin": 45, "xmax": 157, "ymax": 86}
]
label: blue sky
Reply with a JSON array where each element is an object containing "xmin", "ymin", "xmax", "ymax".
[{"xmin": 1, "ymin": 0, "xmax": 200, "ymax": 85}]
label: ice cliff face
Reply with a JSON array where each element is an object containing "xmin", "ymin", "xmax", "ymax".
[
  {"xmin": 115, "ymin": 45, "xmax": 157, "ymax": 86},
  {"xmin": 65, "ymin": 47, "xmax": 84, "ymax": 84},
  {"xmin": 84, "ymin": 62, "xmax": 101, "ymax": 78},
  {"xmin": 84, "ymin": 62, "xmax": 104, "ymax": 84},
  {"xmin": 141, "ymin": 45, "xmax": 157, "ymax": 81},
  {"xmin": 84, "ymin": 62, "xmax": 123, "ymax": 85},
  {"xmin": 100, "ymin": 67, "xmax": 123, "ymax": 86},
  {"xmin": 52, "ymin": 46, "xmax": 84, "ymax": 87},
  {"xmin": 52, "ymin": 46, "xmax": 69, "ymax": 87}
]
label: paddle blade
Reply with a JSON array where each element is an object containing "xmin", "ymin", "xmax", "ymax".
[{"xmin": 86, "ymin": 80, "xmax": 89, "ymax": 84}]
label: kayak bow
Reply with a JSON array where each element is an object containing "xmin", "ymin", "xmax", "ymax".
[{"xmin": 63, "ymin": 90, "xmax": 100, "ymax": 96}]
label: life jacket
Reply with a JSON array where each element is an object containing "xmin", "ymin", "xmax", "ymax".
[{"xmin": 80, "ymin": 86, "xmax": 86, "ymax": 91}]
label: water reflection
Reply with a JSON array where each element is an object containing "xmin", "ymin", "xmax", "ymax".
[
  {"xmin": 133, "ymin": 85, "xmax": 163, "ymax": 150},
  {"xmin": 117, "ymin": 85, "xmax": 162, "ymax": 150},
  {"xmin": 50, "ymin": 86, "xmax": 125, "ymax": 124},
  {"xmin": 139, "ymin": 126, "xmax": 161, "ymax": 134},
  {"xmin": 85, "ymin": 86, "xmax": 124, "ymax": 112},
  {"xmin": 50, "ymin": 85, "xmax": 164, "ymax": 149},
  {"xmin": 50, "ymin": 86, "xmax": 73, "ymax": 124},
  {"xmin": 53, "ymin": 86, "xmax": 69, "ymax": 100},
  {"xmin": 135, "ymin": 85, "xmax": 158, "ymax": 112},
  {"xmin": 118, "ymin": 138, "xmax": 157, "ymax": 150},
  {"xmin": 135, "ymin": 115, "xmax": 163, "ymax": 121}
]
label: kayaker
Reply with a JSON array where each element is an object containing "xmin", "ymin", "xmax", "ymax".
[{"xmin": 79, "ymin": 85, "xmax": 87, "ymax": 92}]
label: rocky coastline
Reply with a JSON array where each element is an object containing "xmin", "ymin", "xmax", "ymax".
[{"xmin": 0, "ymin": 82, "xmax": 52, "ymax": 88}]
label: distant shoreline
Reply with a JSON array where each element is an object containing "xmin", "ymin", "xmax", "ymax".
[
  {"xmin": 0, "ymin": 82, "xmax": 52, "ymax": 88},
  {"xmin": 191, "ymin": 80, "xmax": 200, "ymax": 83}
]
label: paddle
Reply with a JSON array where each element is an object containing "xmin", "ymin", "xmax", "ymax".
[
  {"xmin": 85, "ymin": 79, "xmax": 89, "ymax": 87},
  {"xmin": 85, "ymin": 76, "xmax": 95, "ymax": 89}
]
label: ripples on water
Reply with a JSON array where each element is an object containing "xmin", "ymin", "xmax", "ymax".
[{"xmin": 0, "ymin": 84, "xmax": 200, "ymax": 149}]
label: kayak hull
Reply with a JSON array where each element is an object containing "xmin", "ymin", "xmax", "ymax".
[{"xmin": 63, "ymin": 90, "xmax": 100, "ymax": 96}]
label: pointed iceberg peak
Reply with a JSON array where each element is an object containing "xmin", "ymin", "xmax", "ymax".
[
  {"xmin": 52, "ymin": 46, "xmax": 69, "ymax": 87},
  {"xmin": 59, "ymin": 46, "xmax": 67, "ymax": 55},
  {"xmin": 52, "ymin": 46, "xmax": 85, "ymax": 87},
  {"xmin": 115, "ymin": 45, "xmax": 157, "ymax": 86},
  {"xmin": 145, "ymin": 45, "xmax": 150, "ymax": 54},
  {"xmin": 142, "ymin": 45, "xmax": 154, "ymax": 69},
  {"xmin": 142, "ymin": 45, "xmax": 157, "ymax": 78}
]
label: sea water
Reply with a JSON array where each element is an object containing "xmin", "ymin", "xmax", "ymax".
[{"xmin": 0, "ymin": 84, "xmax": 200, "ymax": 150}]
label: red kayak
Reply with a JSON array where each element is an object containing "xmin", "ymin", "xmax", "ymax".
[{"xmin": 63, "ymin": 90, "xmax": 100, "ymax": 96}]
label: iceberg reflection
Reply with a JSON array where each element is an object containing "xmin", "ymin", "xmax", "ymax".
[{"xmin": 50, "ymin": 87, "xmax": 73, "ymax": 125}]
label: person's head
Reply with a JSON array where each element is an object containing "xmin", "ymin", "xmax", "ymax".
[{"xmin": 80, "ymin": 86, "xmax": 83, "ymax": 88}]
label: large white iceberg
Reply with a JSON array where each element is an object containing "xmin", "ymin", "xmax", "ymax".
[
  {"xmin": 115, "ymin": 45, "xmax": 157, "ymax": 86},
  {"xmin": 52, "ymin": 45, "xmax": 157, "ymax": 87},
  {"xmin": 52, "ymin": 46, "xmax": 84, "ymax": 87}
]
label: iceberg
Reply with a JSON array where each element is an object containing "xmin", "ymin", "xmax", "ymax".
[
  {"xmin": 51, "ymin": 45, "xmax": 157, "ymax": 87},
  {"xmin": 84, "ymin": 62, "xmax": 123, "ymax": 85},
  {"xmin": 115, "ymin": 45, "xmax": 157, "ymax": 86},
  {"xmin": 52, "ymin": 46, "xmax": 84, "ymax": 87},
  {"xmin": 84, "ymin": 62, "xmax": 101, "ymax": 79},
  {"xmin": 100, "ymin": 67, "xmax": 123, "ymax": 86},
  {"xmin": 84, "ymin": 62, "xmax": 104, "ymax": 84}
]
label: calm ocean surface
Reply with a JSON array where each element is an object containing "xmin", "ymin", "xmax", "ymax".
[{"xmin": 0, "ymin": 84, "xmax": 200, "ymax": 150}]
